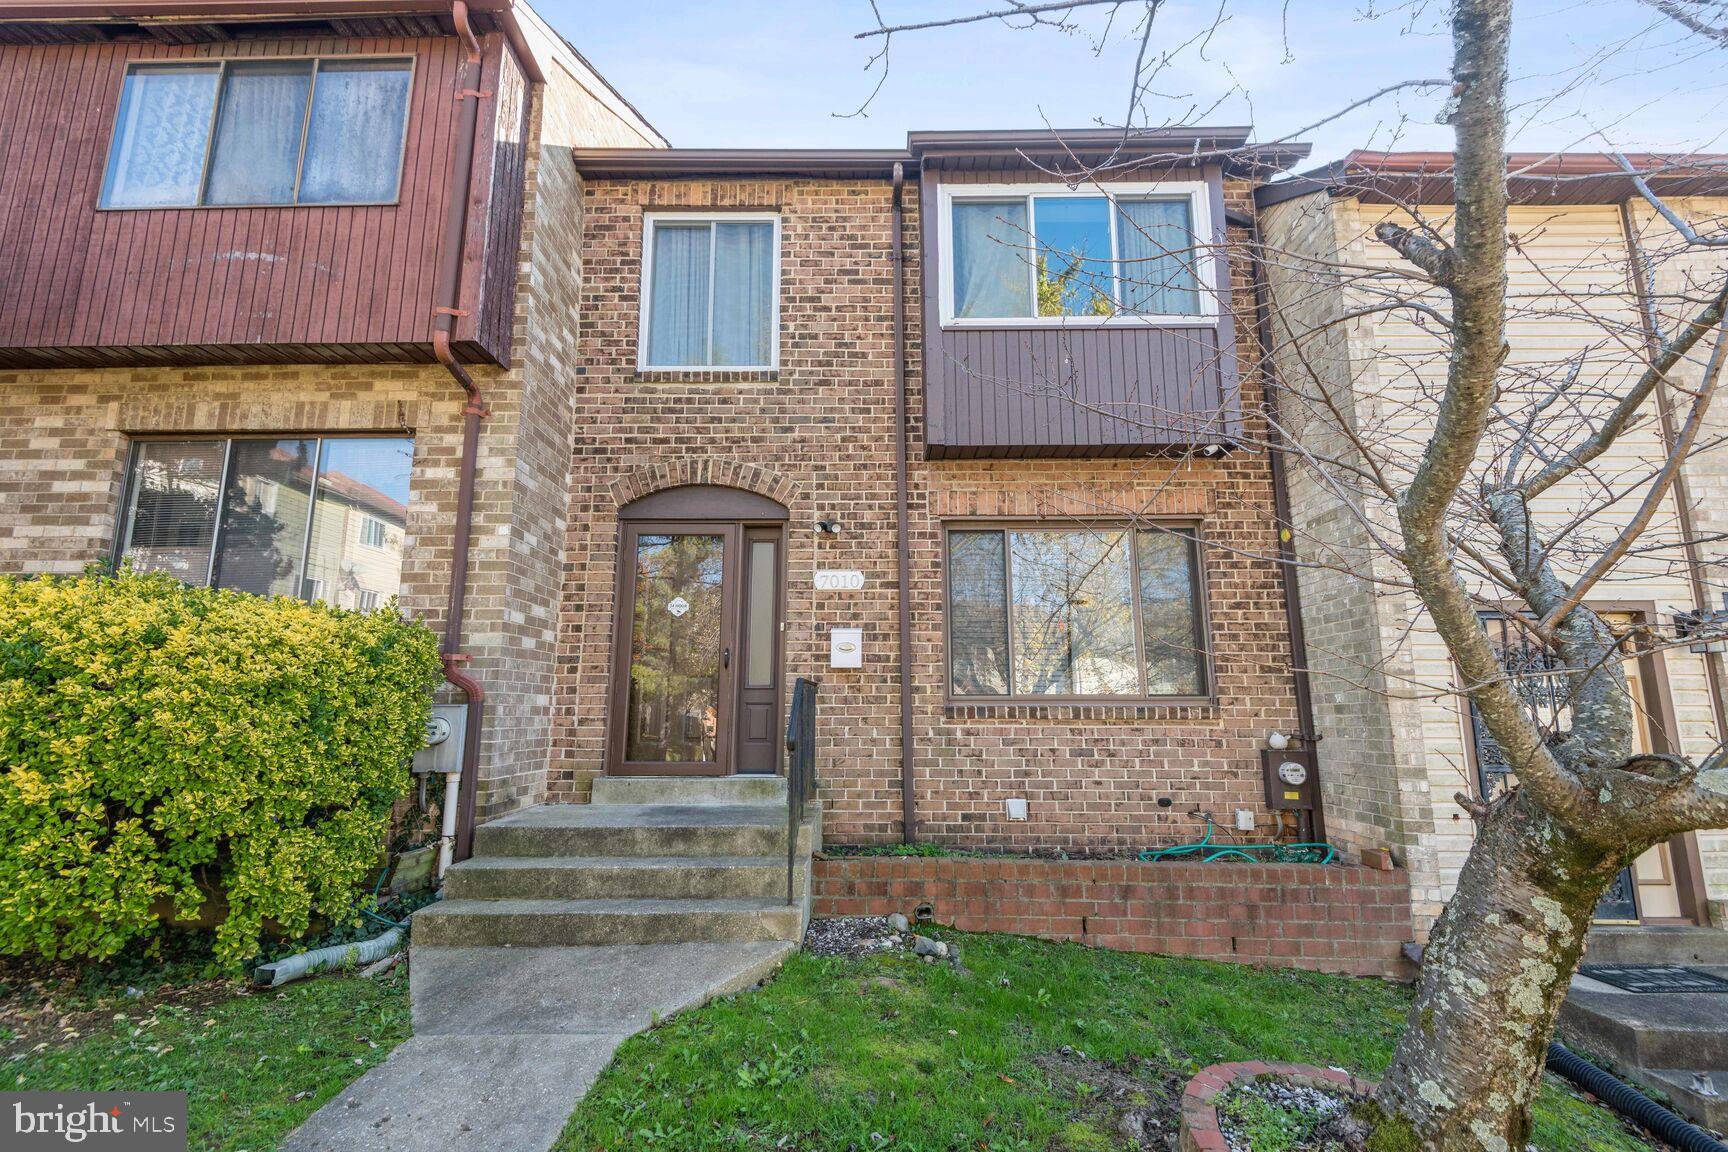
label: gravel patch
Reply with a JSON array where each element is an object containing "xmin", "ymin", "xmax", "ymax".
[
  {"xmin": 803, "ymin": 917, "xmax": 898, "ymax": 957},
  {"xmin": 1217, "ymin": 1078, "xmax": 1357, "ymax": 1152}
]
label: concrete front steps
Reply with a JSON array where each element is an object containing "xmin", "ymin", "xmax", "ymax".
[
  {"xmin": 413, "ymin": 775, "xmax": 817, "ymax": 949},
  {"xmin": 1560, "ymin": 925, "xmax": 1728, "ymax": 1130}
]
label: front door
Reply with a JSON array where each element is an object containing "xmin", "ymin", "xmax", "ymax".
[
  {"xmin": 1466, "ymin": 611, "xmax": 1700, "ymax": 925},
  {"xmin": 609, "ymin": 521, "xmax": 783, "ymax": 776}
]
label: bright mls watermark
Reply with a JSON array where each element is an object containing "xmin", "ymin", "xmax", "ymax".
[{"xmin": 4, "ymin": 1092, "xmax": 186, "ymax": 1150}]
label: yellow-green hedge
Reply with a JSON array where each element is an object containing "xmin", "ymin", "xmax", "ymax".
[{"xmin": 0, "ymin": 568, "xmax": 443, "ymax": 966}]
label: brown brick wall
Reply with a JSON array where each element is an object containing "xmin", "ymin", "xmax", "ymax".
[
  {"xmin": 813, "ymin": 855, "xmax": 1415, "ymax": 979},
  {"xmin": 556, "ymin": 174, "xmax": 1306, "ymax": 853}
]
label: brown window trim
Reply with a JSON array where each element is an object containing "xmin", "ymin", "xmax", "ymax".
[{"xmin": 940, "ymin": 517, "xmax": 1217, "ymax": 708}]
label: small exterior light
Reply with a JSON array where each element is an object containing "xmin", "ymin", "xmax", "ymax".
[{"xmin": 816, "ymin": 519, "xmax": 844, "ymax": 535}]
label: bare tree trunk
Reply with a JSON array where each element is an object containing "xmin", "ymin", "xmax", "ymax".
[{"xmin": 1369, "ymin": 793, "xmax": 1645, "ymax": 1151}]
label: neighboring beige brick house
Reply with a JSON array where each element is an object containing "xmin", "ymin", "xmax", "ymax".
[{"xmin": 1259, "ymin": 153, "xmax": 1728, "ymax": 938}]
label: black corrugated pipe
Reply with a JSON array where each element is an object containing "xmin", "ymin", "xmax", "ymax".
[
  {"xmin": 891, "ymin": 161, "xmax": 916, "ymax": 844},
  {"xmin": 1547, "ymin": 1043, "xmax": 1728, "ymax": 1152}
]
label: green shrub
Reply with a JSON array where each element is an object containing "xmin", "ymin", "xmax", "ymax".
[{"xmin": 0, "ymin": 568, "xmax": 443, "ymax": 966}]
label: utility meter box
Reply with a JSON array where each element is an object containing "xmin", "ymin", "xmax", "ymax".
[
  {"xmin": 411, "ymin": 703, "xmax": 468, "ymax": 776},
  {"xmin": 830, "ymin": 627, "xmax": 863, "ymax": 669},
  {"xmin": 1261, "ymin": 748, "xmax": 1318, "ymax": 812}
]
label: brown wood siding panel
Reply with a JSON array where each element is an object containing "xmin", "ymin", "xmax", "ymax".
[
  {"xmin": 0, "ymin": 34, "xmax": 512, "ymax": 363},
  {"xmin": 469, "ymin": 33, "xmax": 528, "ymax": 364},
  {"xmin": 920, "ymin": 164, "xmax": 1242, "ymax": 456}
]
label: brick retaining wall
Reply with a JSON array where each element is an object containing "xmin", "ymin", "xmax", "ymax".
[{"xmin": 813, "ymin": 856, "xmax": 1415, "ymax": 979}]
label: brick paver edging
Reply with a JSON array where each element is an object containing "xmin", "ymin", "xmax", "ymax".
[
  {"xmin": 1179, "ymin": 1061, "xmax": 1377, "ymax": 1152},
  {"xmin": 813, "ymin": 855, "xmax": 1416, "ymax": 979}
]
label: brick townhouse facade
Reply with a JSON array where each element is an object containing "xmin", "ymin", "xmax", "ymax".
[
  {"xmin": 0, "ymin": 0, "xmax": 1329, "ymax": 874},
  {"xmin": 7, "ymin": 0, "xmax": 1720, "ymax": 970},
  {"xmin": 0, "ymin": 0, "xmax": 664, "ymax": 850},
  {"xmin": 553, "ymin": 133, "xmax": 1320, "ymax": 854}
]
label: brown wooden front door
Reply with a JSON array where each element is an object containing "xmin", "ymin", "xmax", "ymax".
[{"xmin": 609, "ymin": 520, "xmax": 784, "ymax": 777}]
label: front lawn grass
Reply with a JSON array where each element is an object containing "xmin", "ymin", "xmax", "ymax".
[
  {"xmin": 559, "ymin": 929, "xmax": 1652, "ymax": 1152},
  {"xmin": 10, "ymin": 968, "xmax": 409, "ymax": 1152}
]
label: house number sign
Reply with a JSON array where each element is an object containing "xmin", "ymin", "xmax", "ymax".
[{"xmin": 814, "ymin": 570, "xmax": 866, "ymax": 591}]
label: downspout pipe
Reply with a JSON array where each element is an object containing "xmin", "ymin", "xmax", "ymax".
[
  {"xmin": 436, "ymin": 0, "xmax": 491, "ymax": 864},
  {"xmin": 1239, "ymin": 207, "xmax": 1328, "ymax": 842},
  {"xmin": 1618, "ymin": 200, "xmax": 1728, "ymax": 742},
  {"xmin": 891, "ymin": 161, "xmax": 917, "ymax": 843}
]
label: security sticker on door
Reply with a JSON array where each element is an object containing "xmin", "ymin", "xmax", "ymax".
[
  {"xmin": 830, "ymin": 627, "xmax": 863, "ymax": 669},
  {"xmin": 666, "ymin": 596, "xmax": 690, "ymax": 617}
]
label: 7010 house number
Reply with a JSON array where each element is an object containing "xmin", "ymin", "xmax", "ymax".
[{"xmin": 813, "ymin": 570, "xmax": 866, "ymax": 591}]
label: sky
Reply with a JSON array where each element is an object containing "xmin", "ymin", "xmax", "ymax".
[{"xmin": 539, "ymin": 0, "xmax": 1728, "ymax": 165}]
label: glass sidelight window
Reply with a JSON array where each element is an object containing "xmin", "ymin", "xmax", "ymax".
[
  {"xmin": 100, "ymin": 57, "xmax": 413, "ymax": 209},
  {"xmin": 946, "ymin": 524, "xmax": 1209, "ymax": 700},
  {"xmin": 640, "ymin": 215, "xmax": 779, "ymax": 369},
  {"xmin": 118, "ymin": 435, "xmax": 413, "ymax": 610}
]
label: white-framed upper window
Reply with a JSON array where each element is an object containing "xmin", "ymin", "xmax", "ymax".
[
  {"xmin": 360, "ymin": 516, "xmax": 388, "ymax": 548},
  {"xmin": 638, "ymin": 213, "xmax": 781, "ymax": 371},
  {"xmin": 937, "ymin": 181, "xmax": 1217, "ymax": 327},
  {"xmin": 99, "ymin": 56, "xmax": 415, "ymax": 210}
]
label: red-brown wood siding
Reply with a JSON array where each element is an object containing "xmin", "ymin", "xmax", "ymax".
[
  {"xmin": 919, "ymin": 164, "xmax": 1243, "ymax": 458},
  {"xmin": 0, "ymin": 33, "xmax": 519, "ymax": 365},
  {"xmin": 468, "ymin": 33, "xmax": 528, "ymax": 366}
]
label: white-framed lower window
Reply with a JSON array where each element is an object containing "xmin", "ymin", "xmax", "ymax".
[
  {"xmin": 116, "ymin": 435, "xmax": 412, "ymax": 610},
  {"xmin": 638, "ymin": 213, "xmax": 780, "ymax": 371},
  {"xmin": 937, "ymin": 181, "xmax": 1216, "ymax": 327}
]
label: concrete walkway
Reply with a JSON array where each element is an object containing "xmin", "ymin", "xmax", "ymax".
[{"xmin": 280, "ymin": 941, "xmax": 794, "ymax": 1152}]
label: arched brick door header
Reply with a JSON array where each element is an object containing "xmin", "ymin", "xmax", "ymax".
[
  {"xmin": 609, "ymin": 458, "xmax": 802, "ymax": 510},
  {"xmin": 619, "ymin": 484, "xmax": 789, "ymax": 521}
]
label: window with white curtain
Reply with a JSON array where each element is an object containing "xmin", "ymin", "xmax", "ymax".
[
  {"xmin": 941, "ymin": 182, "xmax": 1212, "ymax": 324},
  {"xmin": 100, "ymin": 57, "xmax": 413, "ymax": 209},
  {"xmin": 640, "ymin": 214, "xmax": 779, "ymax": 369}
]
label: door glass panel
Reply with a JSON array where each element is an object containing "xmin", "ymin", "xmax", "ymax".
[
  {"xmin": 625, "ymin": 533, "xmax": 726, "ymax": 763},
  {"xmin": 746, "ymin": 539, "xmax": 776, "ymax": 687},
  {"xmin": 212, "ymin": 438, "xmax": 315, "ymax": 598}
]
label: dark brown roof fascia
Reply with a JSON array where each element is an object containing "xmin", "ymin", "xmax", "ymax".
[
  {"xmin": 572, "ymin": 148, "xmax": 911, "ymax": 180},
  {"xmin": 907, "ymin": 126, "xmax": 1254, "ymax": 154},
  {"xmin": 0, "ymin": 0, "xmax": 544, "ymax": 80},
  {"xmin": 0, "ymin": 0, "xmax": 511, "ymax": 18}
]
